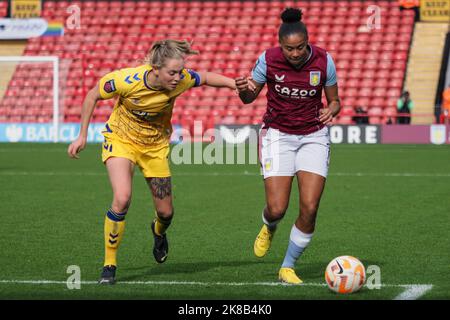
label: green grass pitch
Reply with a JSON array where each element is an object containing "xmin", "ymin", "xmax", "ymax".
[{"xmin": 0, "ymin": 143, "xmax": 449, "ymax": 300}]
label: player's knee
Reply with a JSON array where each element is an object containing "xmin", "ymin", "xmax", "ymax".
[
  {"xmin": 300, "ymin": 201, "xmax": 319, "ymax": 218},
  {"xmin": 156, "ymin": 208, "xmax": 174, "ymax": 220},
  {"xmin": 111, "ymin": 193, "xmax": 132, "ymax": 213},
  {"xmin": 300, "ymin": 202, "xmax": 319, "ymax": 224},
  {"xmin": 266, "ymin": 203, "xmax": 288, "ymax": 220}
]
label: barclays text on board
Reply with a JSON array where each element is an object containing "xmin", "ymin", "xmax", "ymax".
[
  {"xmin": 0, "ymin": 124, "xmax": 381, "ymax": 144},
  {"xmin": 0, "ymin": 123, "xmax": 447, "ymax": 145},
  {"xmin": 0, "ymin": 123, "xmax": 184, "ymax": 143},
  {"xmin": 0, "ymin": 123, "xmax": 105, "ymax": 143}
]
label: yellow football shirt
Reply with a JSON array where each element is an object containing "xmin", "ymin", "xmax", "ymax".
[{"xmin": 98, "ymin": 64, "xmax": 200, "ymax": 146}]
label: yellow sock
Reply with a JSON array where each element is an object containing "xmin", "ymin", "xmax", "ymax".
[
  {"xmin": 104, "ymin": 209, "xmax": 127, "ymax": 267},
  {"xmin": 154, "ymin": 212, "xmax": 172, "ymax": 236}
]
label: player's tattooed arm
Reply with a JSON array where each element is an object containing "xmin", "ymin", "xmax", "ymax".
[{"xmin": 149, "ymin": 177, "xmax": 172, "ymax": 199}]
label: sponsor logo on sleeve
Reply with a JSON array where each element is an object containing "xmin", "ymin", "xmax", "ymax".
[{"xmin": 104, "ymin": 80, "xmax": 116, "ymax": 93}]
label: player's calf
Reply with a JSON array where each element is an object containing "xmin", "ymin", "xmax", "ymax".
[{"xmin": 151, "ymin": 214, "xmax": 171, "ymax": 263}]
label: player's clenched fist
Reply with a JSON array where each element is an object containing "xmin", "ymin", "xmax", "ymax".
[{"xmin": 235, "ymin": 77, "xmax": 256, "ymax": 93}]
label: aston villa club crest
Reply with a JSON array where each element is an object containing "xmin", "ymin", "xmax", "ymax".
[
  {"xmin": 264, "ymin": 158, "xmax": 273, "ymax": 172},
  {"xmin": 309, "ymin": 71, "xmax": 321, "ymax": 86},
  {"xmin": 430, "ymin": 125, "xmax": 446, "ymax": 145}
]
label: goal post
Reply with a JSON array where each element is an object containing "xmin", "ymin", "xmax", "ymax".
[{"xmin": 0, "ymin": 56, "xmax": 60, "ymax": 142}]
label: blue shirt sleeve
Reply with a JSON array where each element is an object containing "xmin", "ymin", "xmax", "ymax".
[
  {"xmin": 187, "ymin": 69, "xmax": 201, "ymax": 87},
  {"xmin": 252, "ymin": 51, "xmax": 267, "ymax": 84},
  {"xmin": 325, "ymin": 53, "xmax": 337, "ymax": 86}
]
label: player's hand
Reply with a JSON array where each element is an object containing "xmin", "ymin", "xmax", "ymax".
[
  {"xmin": 235, "ymin": 76, "xmax": 256, "ymax": 93},
  {"xmin": 67, "ymin": 136, "xmax": 87, "ymax": 159},
  {"xmin": 319, "ymin": 108, "xmax": 334, "ymax": 125}
]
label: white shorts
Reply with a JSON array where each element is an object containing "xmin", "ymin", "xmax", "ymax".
[{"xmin": 259, "ymin": 126, "xmax": 331, "ymax": 179}]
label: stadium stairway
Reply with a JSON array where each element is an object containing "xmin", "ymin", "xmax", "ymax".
[
  {"xmin": 0, "ymin": 40, "xmax": 27, "ymax": 102},
  {"xmin": 405, "ymin": 22, "xmax": 450, "ymax": 124}
]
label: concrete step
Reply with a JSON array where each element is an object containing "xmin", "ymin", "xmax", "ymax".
[
  {"xmin": 405, "ymin": 21, "xmax": 446, "ymax": 125},
  {"xmin": 0, "ymin": 41, "xmax": 27, "ymax": 100}
]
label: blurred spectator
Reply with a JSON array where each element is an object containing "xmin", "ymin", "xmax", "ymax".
[
  {"xmin": 439, "ymin": 109, "xmax": 449, "ymax": 125},
  {"xmin": 398, "ymin": 0, "xmax": 420, "ymax": 22},
  {"xmin": 442, "ymin": 85, "xmax": 450, "ymax": 113},
  {"xmin": 397, "ymin": 91, "xmax": 413, "ymax": 124},
  {"xmin": 352, "ymin": 106, "xmax": 369, "ymax": 124}
]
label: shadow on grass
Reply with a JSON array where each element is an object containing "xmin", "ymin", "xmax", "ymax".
[
  {"xmin": 299, "ymin": 259, "xmax": 384, "ymax": 279},
  {"xmin": 119, "ymin": 259, "xmax": 268, "ymax": 281},
  {"xmin": 118, "ymin": 259, "xmax": 379, "ymax": 283}
]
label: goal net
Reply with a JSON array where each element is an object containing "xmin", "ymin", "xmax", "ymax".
[{"xmin": 0, "ymin": 56, "xmax": 61, "ymax": 142}]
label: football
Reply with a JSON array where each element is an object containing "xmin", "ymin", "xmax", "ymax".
[{"xmin": 325, "ymin": 255, "xmax": 366, "ymax": 294}]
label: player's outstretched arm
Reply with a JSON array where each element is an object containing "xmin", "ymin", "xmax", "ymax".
[
  {"xmin": 235, "ymin": 76, "xmax": 264, "ymax": 104},
  {"xmin": 67, "ymin": 84, "xmax": 102, "ymax": 159},
  {"xmin": 197, "ymin": 71, "xmax": 244, "ymax": 90},
  {"xmin": 320, "ymin": 84, "xmax": 341, "ymax": 125}
]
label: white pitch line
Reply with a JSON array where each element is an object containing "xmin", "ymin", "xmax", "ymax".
[
  {"xmin": 0, "ymin": 171, "xmax": 107, "ymax": 176},
  {"xmin": 0, "ymin": 279, "xmax": 433, "ymax": 300},
  {"xmin": 0, "ymin": 279, "xmax": 430, "ymax": 288},
  {"xmin": 0, "ymin": 279, "xmax": 325, "ymax": 286},
  {"xmin": 0, "ymin": 171, "xmax": 449, "ymax": 177},
  {"xmin": 394, "ymin": 285, "xmax": 433, "ymax": 300},
  {"xmin": 330, "ymin": 172, "xmax": 450, "ymax": 177}
]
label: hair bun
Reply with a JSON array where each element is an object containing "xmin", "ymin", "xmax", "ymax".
[{"xmin": 281, "ymin": 8, "xmax": 302, "ymax": 23}]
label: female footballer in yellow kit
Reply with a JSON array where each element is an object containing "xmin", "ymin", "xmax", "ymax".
[{"xmin": 67, "ymin": 40, "xmax": 245, "ymax": 284}]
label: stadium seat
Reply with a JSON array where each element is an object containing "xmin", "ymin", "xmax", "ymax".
[
  {"xmin": 0, "ymin": 2, "xmax": 7, "ymax": 17},
  {"xmin": 384, "ymin": 107, "xmax": 397, "ymax": 117},
  {"xmin": 337, "ymin": 116, "xmax": 354, "ymax": 125},
  {"xmin": 340, "ymin": 106, "xmax": 355, "ymax": 116},
  {"xmin": 369, "ymin": 116, "xmax": 382, "ymax": 124},
  {"xmin": 1, "ymin": 0, "xmax": 414, "ymax": 127}
]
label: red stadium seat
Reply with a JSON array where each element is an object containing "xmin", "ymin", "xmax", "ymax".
[
  {"xmin": 236, "ymin": 116, "xmax": 252, "ymax": 125},
  {"xmin": 355, "ymin": 97, "xmax": 370, "ymax": 109},
  {"xmin": 372, "ymin": 88, "xmax": 387, "ymax": 98},
  {"xmin": 387, "ymin": 88, "xmax": 402, "ymax": 98},
  {"xmin": 359, "ymin": 88, "xmax": 374, "ymax": 98},
  {"xmin": 372, "ymin": 97, "xmax": 387, "ymax": 108},
  {"xmin": 337, "ymin": 116, "xmax": 354, "ymax": 125},
  {"xmin": 369, "ymin": 116, "xmax": 382, "ymax": 124},
  {"xmin": 340, "ymin": 106, "xmax": 354, "ymax": 116},
  {"xmin": 368, "ymin": 107, "xmax": 383, "ymax": 117},
  {"xmin": 8, "ymin": 0, "xmax": 414, "ymax": 125},
  {"xmin": 384, "ymin": 107, "xmax": 397, "ymax": 117}
]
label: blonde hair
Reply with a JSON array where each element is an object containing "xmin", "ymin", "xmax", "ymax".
[{"xmin": 145, "ymin": 39, "xmax": 199, "ymax": 68}]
